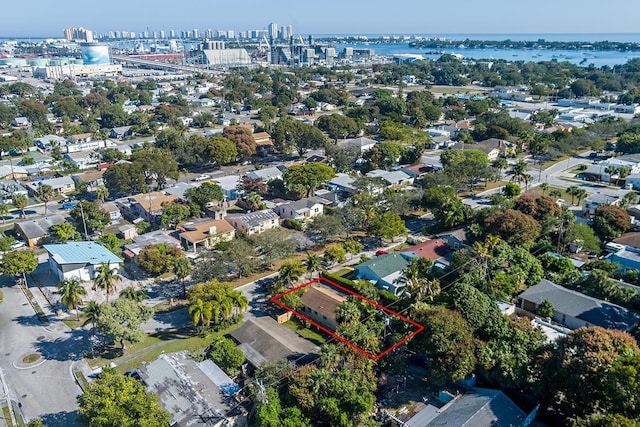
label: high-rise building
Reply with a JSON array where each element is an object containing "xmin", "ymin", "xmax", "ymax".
[
  {"xmin": 169, "ymin": 29, "xmax": 176, "ymax": 38},
  {"xmin": 63, "ymin": 26, "xmax": 94, "ymax": 42},
  {"xmin": 287, "ymin": 25, "xmax": 293, "ymax": 39},
  {"xmin": 193, "ymin": 29, "xmax": 199, "ymax": 39},
  {"xmin": 159, "ymin": 30, "xmax": 166, "ymax": 39},
  {"xmin": 268, "ymin": 22, "xmax": 278, "ymax": 41}
]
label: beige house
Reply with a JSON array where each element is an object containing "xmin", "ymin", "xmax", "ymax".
[
  {"xmin": 299, "ymin": 283, "xmax": 348, "ymax": 331},
  {"xmin": 225, "ymin": 209, "xmax": 279, "ymax": 235},
  {"xmin": 178, "ymin": 218, "xmax": 235, "ymax": 253}
]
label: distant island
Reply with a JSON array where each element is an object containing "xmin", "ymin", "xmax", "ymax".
[{"xmin": 409, "ymin": 38, "xmax": 640, "ymax": 51}]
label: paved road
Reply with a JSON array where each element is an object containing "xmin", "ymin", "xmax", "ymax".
[{"xmin": 0, "ymin": 277, "xmax": 86, "ymax": 426}]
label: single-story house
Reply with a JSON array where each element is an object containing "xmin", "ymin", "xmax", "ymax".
[
  {"xmin": 123, "ymin": 230, "xmax": 182, "ymax": 260},
  {"xmin": 405, "ymin": 388, "xmax": 530, "ymax": 427},
  {"xmin": 163, "ymin": 182, "xmax": 197, "ymax": 201},
  {"xmin": 26, "ymin": 176, "xmax": 75, "ymax": 196},
  {"xmin": 64, "ymin": 150, "xmax": 98, "ymax": 170},
  {"xmin": 402, "ymin": 238, "xmax": 451, "ymax": 271},
  {"xmin": 213, "ymin": 175, "xmax": 242, "ymax": 201},
  {"xmin": 15, "ymin": 215, "xmax": 66, "ymax": 247},
  {"xmin": 0, "ymin": 180, "xmax": 28, "ymax": 204},
  {"xmin": 102, "ymin": 202, "xmax": 122, "ymax": 222},
  {"xmin": 44, "ymin": 241, "xmax": 122, "ymax": 281},
  {"xmin": 517, "ymin": 279, "xmax": 640, "ymax": 332},
  {"xmin": 354, "ymin": 253, "xmax": 414, "ymax": 296},
  {"xmin": 299, "ymin": 282, "xmax": 348, "ymax": 331},
  {"xmin": 127, "ymin": 191, "xmax": 179, "ymax": 222},
  {"xmin": 365, "ymin": 169, "xmax": 414, "ymax": 187},
  {"xmin": 582, "ymin": 192, "xmax": 622, "ymax": 217},
  {"xmin": 327, "ymin": 173, "xmax": 357, "ymax": 195},
  {"xmin": 178, "ymin": 218, "xmax": 236, "ymax": 253},
  {"xmin": 229, "ymin": 317, "xmax": 319, "ymax": 368},
  {"xmin": 245, "ymin": 166, "xmax": 284, "ymax": 182},
  {"xmin": 109, "ymin": 126, "xmax": 133, "ymax": 139},
  {"xmin": 340, "ymin": 136, "xmax": 377, "ymax": 153},
  {"xmin": 273, "ymin": 197, "xmax": 326, "ymax": 221},
  {"xmin": 253, "ymin": 132, "xmax": 274, "ymax": 156},
  {"xmin": 34, "ymin": 135, "xmax": 67, "ymax": 152},
  {"xmin": 68, "ymin": 133, "xmax": 93, "ymax": 144},
  {"xmin": 401, "ymin": 164, "xmax": 433, "ymax": 180},
  {"xmin": 72, "ymin": 170, "xmax": 105, "ymax": 192},
  {"xmin": 137, "ymin": 351, "xmax": 240, "ymax": 427},
  {"xmin": 12, "ymin": 116, "xmax": 30, "ymax": 128},
  {"xmin": 437, "ymin": 228, "xmax": 469, "ymax": 251},
  {"xmin": 225, "ymin": 209, "xmax": 279, "ymax": 235}
]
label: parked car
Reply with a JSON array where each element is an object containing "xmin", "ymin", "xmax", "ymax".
[
  {"xmin": 192, "ymin": 174, "xmax": 211, "ymax": 182},
  {"xmin": 62, "ymin": 201, "xmax": 78, "ymax": 209}
]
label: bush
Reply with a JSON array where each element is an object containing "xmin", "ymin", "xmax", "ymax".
[{"xmin": 283, "ymin": 218, "xmax": 303, "ymax": 231}]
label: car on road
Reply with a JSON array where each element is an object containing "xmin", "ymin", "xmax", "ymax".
[
  {"xmin": 192, "ymin": 174, "xmax": 211, "ymax": 182},
  {"xmin": 62, "ymin": 201, "xmax": 78, "ymax": 209}
]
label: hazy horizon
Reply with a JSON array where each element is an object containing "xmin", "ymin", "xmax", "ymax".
[{"xmin": 3, "ymin": 0, "xmax": 640, "ymax": 39}]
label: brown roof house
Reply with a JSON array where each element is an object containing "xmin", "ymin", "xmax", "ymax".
[
  {"xmin": 178, "ymin": 218, "xmax": 235, "ymax": 253},
  {"xmin": 299, "ymin": 282, "xmax": 349, "ymax": 331},
  {"xmin": 127, "ymin": 192, "xmax": 179, "ymax": 222}
]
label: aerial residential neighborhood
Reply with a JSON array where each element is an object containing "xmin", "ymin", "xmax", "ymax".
[{"xmin": 1, "ymin": 8, "xmax": 640, "ymax": 427}]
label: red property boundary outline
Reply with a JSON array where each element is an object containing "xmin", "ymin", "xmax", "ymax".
[{"xmin": 270, "ymin": 277, "xmax": 424, "ymax": 360}]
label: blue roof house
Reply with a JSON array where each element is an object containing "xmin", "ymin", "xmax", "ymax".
[
  {"xmin": 44, "ymin": 242, "xmax": 122, "ymax": 282},
  {"xmin": 353, "ymin": 253, "xmax": 414, "ymax": 296}
]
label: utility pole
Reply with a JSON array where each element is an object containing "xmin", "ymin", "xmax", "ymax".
[{"xmin": 79, "ymin": 202, "xmax": 89, "ymax": 240}]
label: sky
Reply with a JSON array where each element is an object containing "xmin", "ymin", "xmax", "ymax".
[{"xmin": 4, "ymin": 0, "xmax": 640, "ymax": 38}]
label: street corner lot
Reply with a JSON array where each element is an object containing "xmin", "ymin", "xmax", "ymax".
[{"xmin": 271, "ymin": 277, "xmax": 424, "ymax": 360}]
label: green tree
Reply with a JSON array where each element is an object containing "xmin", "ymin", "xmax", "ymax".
[
  {"xmin": 12, "ymin": 193, "xmax": 28, "ymax": 218},
  {"xmin": 184, "ymin": 182, "xmax": 223, "ymax": 210},
  {"xmin": 35, "ymin": 184, "xmax": 54, "ymax": 215},
  {"xmin": 276, "ymin": 260, "xmax": 306, "ymax": 288},
  {"xmin": 0, "ymin": 203, "xmax": 9, "ymax": 225},
  {"xmin": 533, "ymin": 327, "xmax": 640, "ymax": 421},
  {"xmin": 565, "ymin": 222, "xmax": 601, "ymax": 253},
  {"xmin": 255, "ymin": 228, "xmax": 295, "ymax": 268},
  {"xmin": 507, "ymin": 158, "xmax": 531, "ymax": 189},
  {"xmin": 77, "ymin": 369, "xmax": 170, "ymax": 427},
  {"xmin": 369, "ymin": 211, "xmax": 407, "ymax": 240},
  {"xmin": 256, "ymin": 388, "xmax": 310, "ymax": 427},
  {"xmin": 483, "ymin": 209, "xmax": 541, "ymax": 247},
  {"xmin": 159, "ymin": 203, "xmax": 191, "ymax": 229},
  {"xmin": 95, "ymin": 298, "xmax": 153, "ymax": 350},
  {"xmin": 343, "ymin": 239, "xmax": 363, "ymax": 260},
  {"xmin": 57, "ymin": 277, "xmax": 87, "ymax": 320},
  {"xmin": 305, "ymin": 214, "xmax": 344, "ymax": 243},
  {"xmin": 69, "ymin": 202, "xmax": 111, "ymax": 234},
  {"xmin": 173, "ymin": 257, "xmax": 192, "ymax": 298},
  {"xmin": 537, "ymin": 299, "xmax": 554, "ymax": 318},
  {"xmin": 304, "ymin": 252, "xmax": 322, "ymax": 279},
  {"xmin": 189, "ymin": 298, "xmax": 213, "ymax": 328},
  {"xmin": 51, "ymin": 221, "xmax": 81, "ymax": 241},
  {"xmin": 0, "ymin": 249, "xmax": 38, "ymax": 281},
  {"xmin": 83, "ymin": 300, "xmax": 102, "ymax": 331},
  {"xmin": 119, "ymin": 286, "xmax": 147, "ymax": 302},
  {"xmin": 138, "ymin": 243, "xmax": 183, "ymax": 276},
  {"xmin": 209, "ymin": 337, "xmax": 245, "ymax": 376},
  {"xmin": 94, "ymin": 262, "xmax": 122, "ymax": 303},
  {"xmin": 95, "ymin": 184, "xmax": 109, "ymax": 204},
  {"xmin": 282, "ymin": 163, "xmax": 336, "ymax": 198},
  {"xmin": 323, "ymin": 243, "xmax": 346, "ymax": 265},
  {"xmin": 592, "ymin": 205, "xmax": 630, "ymax": 241}
]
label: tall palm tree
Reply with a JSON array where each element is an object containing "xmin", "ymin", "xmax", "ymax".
[
  {"xmin": 95, "ymin": 185, "xmax": 109, "ymax": 205},
  {"xmin": 12, "ymin": 193, "xmax": 28, "ymax": 219},
  {"xmin": 94, "ymin": 262, "xmax": 121, "ymax": 303},
  {"xmin": 210, "ymin": 291, "xmax": 234, "ymax": 324},
  {"xmin": 57, "ymin": 277, "xmax": 87, "ymax": 320},
  {"xmin": 189, "ymin": 298, "xmax": 213, "ymax": 328},
  {"xmin": 492, "ymin": 157, "xmax": 508, "ymax": 177},
  {"xmin": 173, "ymin": 257, "xmax": 192, "ymax": 299},
  {"xmin": 228, "ymin": 289, "xmax": 249, "ymax": 319},
  {"xmin": 304, "ymin": 252, "xmax": 322, "ymax": 280},
  {"xmin": 507, "ymin": 158, "xmax": 531, "ymax": 189},
  {"xmin": 119, "ymin": 286, "xmax": 147, "ymax": 302},
  {"xmin": 539, "ymin": 183, "xmax": 549, "ymax": 195},
  {"xmin": 83, "ymin": 300, "xmax": 102, "ymax": 330},
  {"xmin": 0, "ymin": 204, "xmax": 8, "ymax": 225},
  {"xmin": 574, "ymin": 188, "xmax": 589, "ymax": 206},
  {"xmin": 566, "ymin": 186, "xmax": 579, "ymax": 205},
  {"xmin": 277, "ymin": 260, "xmax": 306, "ymax": 288},
  {"xmin": 318, "ymin": 344, "xmax": 341, "ymax": 371},
  {"xmin": 35, "ymin": 184, "xmax": 54, "ymax": 215}
]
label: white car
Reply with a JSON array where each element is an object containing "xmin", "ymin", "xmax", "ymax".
[
  {"xmin": 192, "ymin": 174, "xmax": 211, "ymax": 182},
  {"xmin": 10, "ymin": 241, "xmax": 26, "ymax": 250}
]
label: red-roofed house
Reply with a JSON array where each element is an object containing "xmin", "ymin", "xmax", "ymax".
[{"xmin": 402, "ymin": 238, "xmax": 451, "ymax": 270}]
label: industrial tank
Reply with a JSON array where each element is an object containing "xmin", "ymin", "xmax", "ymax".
[{"xmin": 80, "ymin": 43, "xmax": 111, "ymax": 65}]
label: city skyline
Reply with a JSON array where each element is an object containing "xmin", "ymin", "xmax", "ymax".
[{"xmin": 3, "ymin": 0, "xmax": 640, "ymax": 38}]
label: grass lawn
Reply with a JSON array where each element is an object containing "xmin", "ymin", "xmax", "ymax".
[
  {"xmin": 282, "ymin": 319, "xmax": 328, "ymax": 346},
  {"xmin": 2, "ymin": 406, "xmax": 14, "ymax": 427},
  {"xmin": 526, "ymin": 185, "xmax": 581, "ymax": 206},
  {"xmin": 332, "ymin": 267, "xmax": 354, "ymax": 277},
  {"xmin": 62, "ymin": 314, "xmax": 88, "ymax": 329}
]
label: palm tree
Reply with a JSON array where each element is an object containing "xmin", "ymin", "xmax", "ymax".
[
  {"xmin": 277, "ymin": 260, "xmax": 306, "ymax": 288},
  {"xmin": 492, "ymin": 157, "xmax": 508, "ymax": 176},
  {"xmin": 318, "ymin": 344, "xmax": 341, "ymax": 371},
  {"xmin": 210, "ymin": 291, "xmax": 234, "ymax": 324},
  {"xmin": 35, "ymin": 184, "xmax": 54, "ymax": 215},
  {"xmin": 574, "ymin": 188, "xmax": 589, "ymax": 206},
  {"xmin": 508, "ymin": 158, "xmax": 531, "ymax": 189},
  {"xmin": 83, "ymin": 300, "xmax": 102, "ymax": 330},
  {"xmin": 189, "ymin": 298, "xmax": 213, "ymax": 328},
  {"xmin": 119, "ymin": 286, "xmax": 147, "ymax": 302},
  {"xmin": 173, "ymin": 257, "xmax": 192, "ymax": 299},
  {"xmin": 566, "ymin": 186, "xmax": 579, "ymax": 205},
  {"xmin": 549, "ymin": 189, "xmax": 562, "ymax": 199},
  {"xmin": 57, "ymin": 277, "xmax": 87, "ymax": 320},
  {"xmin": 304, "ymin": 252, "xmax": 322, "ymax": 280},
  {"xmin": 539, "ymin": 183, "xmax": 549, "ymax": 195},
  {"xmin": 228, "ymin": 289, "xmax": 249, "ymax": 319},
  {"xmin": 12, "ymin": 193, "xmax": 28, "ymax": 219},
  {"xmin": 94, "ymin": 262, "xmax": 121, "ymax": 303},
  {"xmin": 0, "ymin": 204, "xmax": 8, "ymax": 225},
  {"xmin": 604, "ymin": 165, "xmax": 618, "ymax": 184},
  {"xmin": 95, "ymin": 185, "xmax": 109, "ymax": 205}
]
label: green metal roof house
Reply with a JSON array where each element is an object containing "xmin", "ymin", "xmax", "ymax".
[
  {"xmin": 354, "ymin": 253, "xmax": 413, "ymax": 296},
  {"xmin": 44, "ymin": 241, "xmax": 122, "ymax": 282}
]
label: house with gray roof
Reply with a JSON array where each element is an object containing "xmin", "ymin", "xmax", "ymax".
[
  {"xmin": 225, "ymin": 209, "xmax": 279, "ymax": 235},
  {"xmin": 26, "ymin": 176, "xmax": 75, "ymax": 196},
  {"xmin": 405, "ymin": 388, "xmax": 530, "ymax": 427},
  {"xmin": 44, "ymin": 241, "xmax": 122, "ymax": 281},
  {"xmin": 354, "ymin": 253, "xmax": 414, "ymax": 296},
  {"xmin": 365, "ymin": 169, "xmax": 414, "ymax": 187},
  {"xmin": 518, "ymin": 279, "xmax": 640, "ymax": 332},
  {"xmin": 327, "ymin": 173, "xmax": 357, "ymax": 195},
  {"xmin": 15, "ymin": 214, "xmax": 65, "ymax": 247},
  {"xmin": 123, "ymin": 230, "xmax": 182, "ymax": 260},
  {"xmin": 137, "ymin": 351, "xmax": 241, "ymax": 427},
  {"xmin": 582, "ymin": 192, "xmax": 622, "ymax": 217},
  {"xmin": 245, "ymin": 166, "xmax": 284, "ymax": 182},
  {"xmin": 340, "ymin": 136, "xmax": 377, "ymax": 153},
  {"xmin": 273, "ymin": 197, "xmax": 326, "ymax": 221}
]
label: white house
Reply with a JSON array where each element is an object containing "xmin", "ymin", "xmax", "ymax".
[
  {"xmin": 274, "ymin": 197, "xmax": 325, "ymax": 221},
  {"xmin": 44, "ymin": 242, "xmax": 122, "ymax": 281}
]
